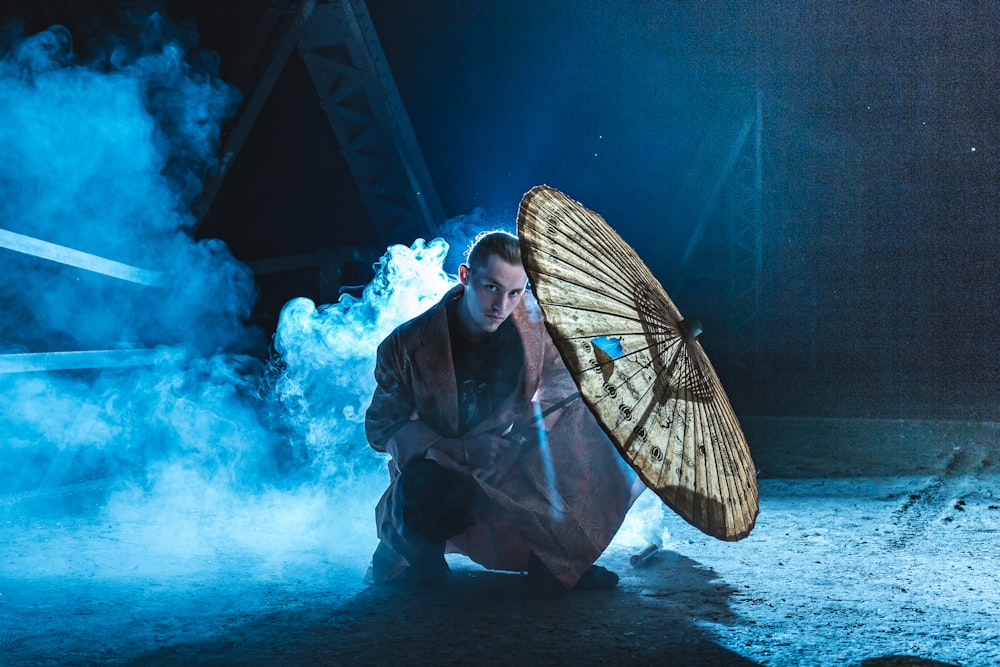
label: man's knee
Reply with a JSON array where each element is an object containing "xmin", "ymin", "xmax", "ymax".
[{"xmin": 398, "ymin": 458, "xmax": 484, "ymax": 542}]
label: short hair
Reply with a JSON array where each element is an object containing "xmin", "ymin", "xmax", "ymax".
[{"xmin": 465, "ymin": 230, "xmax": 521, "ymax": 272}]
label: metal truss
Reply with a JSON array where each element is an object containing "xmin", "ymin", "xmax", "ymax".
[
  {"xmin": 194, "ymin": 0, "xmax": 316, "ymax": 223},
  {"xmin": 678, "ymin": 89, "xmax": 764, "ymax": 378},
  {"xmin": 195, "ymin": 0, "xmax": 443, "ymax": 284},
  {"xmin": 297, "ymin": 0, "xmax": 444, "ymax": 245},
  {"xmin": 721, "ymin": 89, "xmax": 764, "ymax": 376}
]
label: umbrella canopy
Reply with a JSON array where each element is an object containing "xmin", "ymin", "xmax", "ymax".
[{"xmin": 517, "ymin": 185, "xmax": 759, "ymax": 541}]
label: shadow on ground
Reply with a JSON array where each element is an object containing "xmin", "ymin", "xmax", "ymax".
[
  {"xmin": 123, "ymin": 551, "xmax": 759, "ymax": 666},
  {"xmin": 860, "ymin": 658, "xmax": 959, "ymax": 667}
]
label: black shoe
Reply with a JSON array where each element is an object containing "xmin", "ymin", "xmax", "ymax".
[
  {"xmin": 525, "ymin": 552, "xmax": 567, "ymax": 594},
  {"xmin": 408, "ymin": 542, "xmax": 449, "ymax": 588},
  {"xmin": 574, "ymin": 564, "xmax": 619, "ymax": 590}
]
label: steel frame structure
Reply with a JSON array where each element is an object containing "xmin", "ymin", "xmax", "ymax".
[
  {"xmin": 679, "ymin": 89, "xmax": 764, "ymax": 378},
  {"xmin": 196, "ymin": 0, "xmax": 443, "ymax": 248}
]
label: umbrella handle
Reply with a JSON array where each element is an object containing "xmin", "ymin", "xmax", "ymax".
[{"xmin": 498, "ymin": 392, "xmax": 581, "ymax": 448}]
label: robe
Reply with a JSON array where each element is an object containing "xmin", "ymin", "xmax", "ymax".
[{"xmin": 365, "ymin": 285, "xmax": 635, "ymax": 588}]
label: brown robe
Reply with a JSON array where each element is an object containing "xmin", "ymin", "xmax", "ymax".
[{"xmin": 365, "ymin": 285, "xmax": 635, "ymax": 588}]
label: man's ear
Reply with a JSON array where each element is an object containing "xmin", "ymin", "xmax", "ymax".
[{"xmin": 458, "ymin": 263, "xmax": 470, "ymax": 285}]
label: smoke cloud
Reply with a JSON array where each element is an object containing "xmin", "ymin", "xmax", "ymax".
[
  {"xmin": 0, "ymin": 16, "xmax": 478, "ymax": 574},
  {"xmin": 0, "ymin": 16, "xmax": 654, "ymax": 581},
  {"xmin": 0, "ymin": 19, "xmax": 252, "ymax": 356},
  {"xmin": 271, "ymin": 237, "xmax": 455, "ymax": 479}
]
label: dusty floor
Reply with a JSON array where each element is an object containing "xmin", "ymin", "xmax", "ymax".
[{"xmin": 2, "ymin": 471, "xmax": 997, "ymax": 666}]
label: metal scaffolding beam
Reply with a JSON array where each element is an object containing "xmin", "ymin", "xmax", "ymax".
[
  {"xmin": 674, "ymin": 90, "xmax": 764, "ymax": 377},
  {"xmin": 195, "ymin": 0, "xmax": 316, "ymax": 225},
  {"xmin": 681, "ymin": 114, "xmax": 755, "ymax": 266},
  {"xmin": 195, "ymin": 0, "xmax": 444, "ymax": 248},
  {"xmin": 0, "ymin": 228, "xmax": 162, "ymax": 286},
  {"xmin": 719, "ymin": 89, "xmax": 764, "ymax": 376},
  {"xmin": 0, "ymin": 349, "xmax": 171, "ymax": 374},
  {"xmin": 298, "ymin": 0, "xmax": 444, "ymax": 245}
]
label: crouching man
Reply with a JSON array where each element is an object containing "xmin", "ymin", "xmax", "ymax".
[{"xmin": 365, "ymin": 230, "xmax": 635, "ymax": 591}]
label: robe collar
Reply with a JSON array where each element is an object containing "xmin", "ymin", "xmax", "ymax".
[{"xmin": 409, "ymin": 284, "xmax": 546, "ymax": 436}]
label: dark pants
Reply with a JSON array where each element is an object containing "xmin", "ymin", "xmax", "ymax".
[{"xmin": 398, "ymin": 458, "xmax": 485, "ymax": 544}]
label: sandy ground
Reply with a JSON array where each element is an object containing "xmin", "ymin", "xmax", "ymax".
[{"xmin": 2, "ymin": 470, "xmax": 998, "ymax": 667}]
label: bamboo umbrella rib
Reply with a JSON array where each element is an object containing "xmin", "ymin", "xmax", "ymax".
[
  {"xmin": 529, "ymin": 283, "xmax": 681, "ymax": 341},
  {"xmin": 523, "ymin": 256, "xmax": 645, "ymax": 317},
  {"xmin": 701, "ymin": 382, "xmax": 756, "ymax": 531},
  {"xmin": 522, "ymin": 199, "xmax": 659, "ymax": 300},
  {"xmin": 522, "ymin": 229, "xmax": 685, "ymax": 340},
  {"xmin": 521, "ymin": 230, "xmax": 652, "ymax": 306},
  {"xmin": 522, "ymin": 193, "xmax": 621, "ymax": 266},
  {"xmin": 704, "ymin": 399, "xmax": 730, "ymax": 526},
  {"xmin": 534, "ymin": 190, "xmax": 657, "ymax": 289},
  {"xmin": 531, "ymin": 284, "xmax": 650, "ymax": 324},
  {"xmin": 519, "ymin": 217, "xmax": 641, "ymax": 290},
  {"xmin": 517, "ymin": 185, "xmax": 759, "ymax": 542},
  {"xmin": 521, "ymin": 241, "xmax": 633, "ymax": 294}
]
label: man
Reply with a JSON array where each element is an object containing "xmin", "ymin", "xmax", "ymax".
[{"xmin": 365, "ymin": 230, "xmax": 635, "ymax": 590}]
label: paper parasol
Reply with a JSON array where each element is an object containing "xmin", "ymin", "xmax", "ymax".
[{"xmin": 517, "ymin": 185, "xmax": 759, "ymax": 541}]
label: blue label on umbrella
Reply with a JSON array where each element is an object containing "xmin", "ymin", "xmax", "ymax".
[{"xmin": 591, "ymin": 335, "xmax": 625, "ymax": 359}]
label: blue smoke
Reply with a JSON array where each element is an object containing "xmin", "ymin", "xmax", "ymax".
[
  {"xmin": 271, "ymin": 237, "xmax": 455, "ymax": 479},
  {"xmin": 0, "ymin": 18, "xmax": 286, "ymax": 551},
  {"xmin": 0, "ymin": 20, "xmax": 251, "ymax": 355},
  {"xmin": 0, "ymin": 17, "xmax": 503, "ymax": 572},
  {"xmin": 0, "ymin": 17, "xmax": 653, "ymax": 576}
]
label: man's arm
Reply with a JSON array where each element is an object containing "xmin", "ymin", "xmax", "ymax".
[
  {"xmin": 367, "ymin": 328, "xmax": 516, "ymax": 477},
  {"xmin": 365, "ymin": 333, "xmax": 442, "ymax": 466},
  {"xmin": 366, "ymin": 332, "xmax": 504, "ymax": 470}
]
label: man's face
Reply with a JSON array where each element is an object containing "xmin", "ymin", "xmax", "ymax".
[{"xmin": 457, "ymin": 255, "xmax": 528, "ymax": 338}]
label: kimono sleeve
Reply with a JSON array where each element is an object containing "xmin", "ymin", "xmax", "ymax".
[
  {"xmin": 536, "ymin": 324, "xmax": 586, "ymax": 431},
  {"xmin": 535, "ymin": 327, "xmax": 581, "ymax": 412},
  {"xmin": 364, "ymin": 330, "xmax": 443, "ymax": 465}
]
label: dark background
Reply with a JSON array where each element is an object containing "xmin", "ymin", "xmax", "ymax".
[{"xmin": 3, "ymin": 0, "xmax": 997, "ymax": 420}]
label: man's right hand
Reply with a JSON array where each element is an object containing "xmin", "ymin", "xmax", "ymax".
[{"xmin": 435, "ymin": 434, "xmax": 512, "ymax": 470}]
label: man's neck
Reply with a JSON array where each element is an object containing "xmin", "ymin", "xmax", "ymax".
[
  {"xmin": 455, "ymin": 300, "xmax": 487, "ymax": 342},
  {"xmin": 451, "ymin": 294, "xmax": 506, "ymax": 344}
]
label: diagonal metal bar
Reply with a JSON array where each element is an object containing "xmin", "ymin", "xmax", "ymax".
[
  {"xmin": 0, "ymin": 228, "xmax": 162, "ymax": 286},
  {"xmin": 0, "ymin": 349, "xmax": 172, "ymax": 374},
  {"xmin": 193, "ymin": 0, "xmax": 317, "ymax": 225},
  {"xmin": 299, "ymin": 0, "xmax": 444, "ymax": 244}
]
